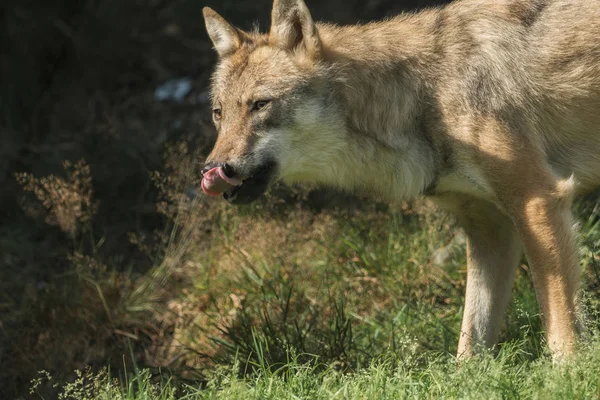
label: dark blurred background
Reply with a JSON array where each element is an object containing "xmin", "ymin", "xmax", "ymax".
[{"xmin": 1, "ymin": 0, "xmax": 451, "ymax": 236}]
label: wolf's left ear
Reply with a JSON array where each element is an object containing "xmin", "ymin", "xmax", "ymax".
[
  {"xmin": 203, "ymin": 7, "xmax": 243, "ymax": 57},
  {"xmin": 269, "ymin": 0, "xmax": 321, "ymax": 58}
]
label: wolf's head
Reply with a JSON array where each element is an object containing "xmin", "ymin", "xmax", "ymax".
[{"xmin": 201, "ymin": 0, "xmax": 344, "ymax": 204}]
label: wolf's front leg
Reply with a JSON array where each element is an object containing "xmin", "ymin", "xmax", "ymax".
[{"xmin": 439, "ymin": 196, "xmax": 523, "ymax": 358}]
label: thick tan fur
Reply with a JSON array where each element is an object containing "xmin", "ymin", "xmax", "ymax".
[{"xmin": 202, "ymin": 0, "xmax": 600, "ymax": 360}]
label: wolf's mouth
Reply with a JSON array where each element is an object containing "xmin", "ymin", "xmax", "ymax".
[
  {"xmin": 201, "ymin": 161, "xmax": 276, "ymax": 205},
  {"xmin": 223, "ymin": 162, "xmax": 275, "ymax": 204},
  {"xmin": 222, "ymin": 162, "xmax": 276, "ymax": 204}
]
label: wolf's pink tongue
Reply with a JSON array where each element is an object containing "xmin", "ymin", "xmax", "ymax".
[{"xmin": 201, "ymin": 167, "xmax": 241, "ymax": 197}]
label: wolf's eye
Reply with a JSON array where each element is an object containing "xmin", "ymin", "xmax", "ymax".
[
  {"xmin": 213, "ymin": 108, "xmax": 222, "ymax": 121},
  {"xmin": 252, "ymin": 100, "xmax": 270, "ymax": 111}
]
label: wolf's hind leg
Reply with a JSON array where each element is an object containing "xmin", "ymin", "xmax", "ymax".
[{"xmin": 507, "ymin": 183, "xmax": 581, "ymax": 360}]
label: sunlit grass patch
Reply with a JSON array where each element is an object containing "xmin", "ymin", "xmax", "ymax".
[{"xmin": 35, "ymin": 335, "xmax": 600, "ymax": 399}]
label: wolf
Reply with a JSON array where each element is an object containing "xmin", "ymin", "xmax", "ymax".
[{"xmin": 200, "ymin": 0, "xmax": 600, "ymax": 360}]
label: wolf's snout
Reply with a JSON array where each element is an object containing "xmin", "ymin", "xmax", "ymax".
[{"xmin": 201, "ymin": 162, "xmax": 241, "ymax": 197}]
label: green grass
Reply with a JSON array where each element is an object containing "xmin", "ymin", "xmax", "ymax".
[
  {"xmin": 26, "ymin": 192, "xmax": 600, "ymax": 400},
  {"xmin": 32, "ymin": 338, "xmax": 600, "ymax": 399}
]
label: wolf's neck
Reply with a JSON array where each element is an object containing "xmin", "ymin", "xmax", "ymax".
[
  {"xmin": 329, "ymin": 126, "xmax": 437, "ymax": 201},
  {"xmin": 312, "ymin": 13, "xmax": 440, "ymax": 199},
  {"xmin": 280, "ymin": 117, "xmax": 436, "ymax": 201}
]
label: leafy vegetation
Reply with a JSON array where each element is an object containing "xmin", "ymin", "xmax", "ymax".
[{"xmin": 23, "ymin": 183, "xmax": 600, "ymax": 398}]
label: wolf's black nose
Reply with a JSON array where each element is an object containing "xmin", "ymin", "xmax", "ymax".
[
  {"xmin": 201, "ymin": 163, "xmax": 216, "ymax": 176},
  {"xmin": 201, "ymin": 162, "xmax": 235, "ymax": 177},
  {"xmin": 222, "ymin": 163, "xmax": 234, "ymax": 178}
]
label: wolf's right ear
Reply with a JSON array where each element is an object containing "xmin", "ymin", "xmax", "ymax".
[
  {"xmin": 269, "ymin": 0, "xmax": 321, "ymax": 58},
  {"xmin": 203, "ymin": 7, "xmax": 242, "ymax": 57}
]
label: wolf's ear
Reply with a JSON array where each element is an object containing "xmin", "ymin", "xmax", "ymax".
[
  {"xmin": 269, "ymin": 0, "xmax": 321, "ymax": 58},
  {"xmin": 203, "ymin": 7, "xmax": 242, "ymax": 57}
]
